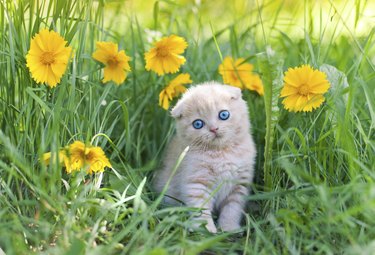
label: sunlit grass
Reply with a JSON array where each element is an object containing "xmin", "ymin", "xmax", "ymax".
[{"xmin": 0, "ymin": 0, "xmax": 374, "ymax": 254}]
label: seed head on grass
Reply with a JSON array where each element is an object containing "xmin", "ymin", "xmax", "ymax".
[
  {"xmin": 145, "ymin": 35, "xmax": 188, "ymax": 76},
  {"xmin": 280, "ymin": 64, "xmax": 330, "ymax": 112},
  {"xmin": 43, "ymin": 141, "xmax": 111, "ymax": 174},
  {"xmin": 218, "ymin": 56, "xmax": 264, "ymax": 95},
  {"xmin": 159, "ymin": 73, "xmax": 192, "ymax": 110},
  {"xmin": 92, "ymin": 41, "xmax": 131, "ymax": 85},
  {"xmin": 26, "ymin": 29, "xmax": 72, "ymax": 88}
]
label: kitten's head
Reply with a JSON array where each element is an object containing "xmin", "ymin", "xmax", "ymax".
[{"xmin": 171, "ymin": 82, "xmax": 251, "ymax": 149}]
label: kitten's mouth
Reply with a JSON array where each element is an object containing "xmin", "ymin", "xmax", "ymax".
[{"xmin": 211, "ymin": 133, "xmax": 222, "ymax": 140}]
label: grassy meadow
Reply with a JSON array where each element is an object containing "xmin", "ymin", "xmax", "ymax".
[{"xmin": 1, "ymin": 0, "xmax": 375, "ymax": 254}]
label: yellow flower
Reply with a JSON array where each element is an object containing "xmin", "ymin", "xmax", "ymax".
[
  {"xmin": 159, "ymin": 73, "xmax": 192, "ymax": 110},
  {"xmin": 26, "ymin": 29, "xmax": 72, "ymax": 88},
  {"xmin": 92, "ymin": 41, "xmax": 131, "ymax": 85},
  {"xmin": 218, "ymin": 56, "xmax": 264, "ymax": 95},
  {"xmin": 69, "ymin": 141, "xmax": 112, "ymax": 174},
  {"xmin": 280, "ymin": 64, "xmax": 330, "ymax": 112},
  {"xmin": 244, "ymin": 74, "xmax": 264, "ymax": 96},
  {"xmin": 145, "ymin": 35, "xmax": 188, "ymax": 76},
  {"xmin": 42, "ymin": 141, "xmax": 111, "ymax": 174}
]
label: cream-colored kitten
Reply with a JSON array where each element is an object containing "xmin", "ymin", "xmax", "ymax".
[{"xmin": 153, "ymin": 82, "xmax": 256, "ymax": 233}]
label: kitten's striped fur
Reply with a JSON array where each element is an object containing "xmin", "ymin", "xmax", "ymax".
[{"xmin": 153, "ymin": 82, "xmax": 256, "ymax": 233}]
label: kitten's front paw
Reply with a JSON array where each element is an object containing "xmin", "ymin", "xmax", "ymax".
[
  {"xmin": 220, "ymin": 223, "xmax": 241, "ymax": 232},
  {"xmin": 190, "ymin": 218, "xmax": 217, "ymax": 233},
  {"xmin": 205, "ymin": 221, "xmax": 217, "ymax": 233}
]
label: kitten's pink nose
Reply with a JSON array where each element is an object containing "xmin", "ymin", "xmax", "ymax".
[{"xmin": 209, "ymin": 127, "xmax": 219, "ymax": 134}]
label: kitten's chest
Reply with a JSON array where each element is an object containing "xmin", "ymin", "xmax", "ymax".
[
  {"xmin": 210, "ymin": 159, "xmax": 239, "ymax": 199},
  {"xmin": 203, "ymin": 149, "xmax": 248, "ymax": 174},
  {"xmin": 193, "ymin": 150, "xmax": 251, "ymax": 203}
]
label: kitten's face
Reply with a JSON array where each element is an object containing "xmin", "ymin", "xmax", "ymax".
[{"xmin": 171, "ymin": 83, "xmax": 250, "ymax": 149}]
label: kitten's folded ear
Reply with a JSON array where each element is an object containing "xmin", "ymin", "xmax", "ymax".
[
  {"xmin": 225, "ymin": 85, "xmax": 242, "ymax": 100},
  {"xmin": 171, "ymin": 101, "xmax": 183, "ymax": 118}
]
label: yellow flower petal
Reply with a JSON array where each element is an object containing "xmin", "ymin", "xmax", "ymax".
[
  {"xmin": 158, "ymin": 73, "xmax": 192, "ymax": 110},
  {"xmin": 92, "ymin": 41, "xmax": 131, "ymax": 85},
  {"xmin": 282, "ymin": 94, "xmax": 300, "ymax": 111},
  {"xmin": 280, "ymin": 84, "xmax": 298, "ymax": 97},
  {"xmin": 68, "ymin": 141, "xmax": 111, "ymax": 174},
  {"xmin": 92, "ymin": 50, "xmax": 108, "ymax": 63},
  {"xmin": 26, "ymin": 29, "xmax": 72, "ymax": 88},
  {"xmin": 166, "ymin": 35, "xmax": 188, "ymax": 54},
  {"xmin": 42, "ymin": 150, "xmax": 69, "ymax": 167},
  {"xmin": 294, "ymin": 95, "xmax": 307, "ymax": 111},
  {"xmin": 303, "ymin": 94, "xmax": 325, "ymax": 112},
  {"xmin": 159, "ymin": 90, "xmax": 170, "ymax": 110},
  {"xmin": 219, "ymin": 56, "xmax": 263, "ymax": 95},
  {"xmin": 85, "ymin": 147, "xmax": 112, "ymax": 174},
  {"xmin": 46, "ymin": 66, "xmax": 59, "ymax": 87},
  {"xmin": 107, "ymin": 66, "xmax": 126, "ymax": 85},
  {"xmin": 145, "ymin": 35, "xmax": 187, "ymax": 75},
  {"xmin": 280, "ymin": 64, "xmax": 330, "ymax": 112}
]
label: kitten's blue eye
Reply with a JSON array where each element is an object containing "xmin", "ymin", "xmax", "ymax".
[
  {"xmin": 192, "ymin": 119, "xmax": 204, "ymax": 129},
  {"xmin": 218, "ymin": 110, "xmax": 230, "ymax": 120}
]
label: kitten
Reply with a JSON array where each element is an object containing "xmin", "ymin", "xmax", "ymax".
[{"xmin": 153, "ymin": 82, "xmax": 256, "ymax": 233}]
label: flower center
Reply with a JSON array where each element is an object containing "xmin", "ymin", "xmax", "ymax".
[
  {"xmin": 107, "ymin": 56, "xmax": 119, "ymax": 68},
  {"xmin": 157, "ymin": 46, "xmax": 170, "ymax": 57},
  {"xmin": 298, "ymin": 84, "xmax": 310, "ymax": 96},
  {"xmin": 40, "ymin": 52, "xmax": 55, "ymax": 65}
]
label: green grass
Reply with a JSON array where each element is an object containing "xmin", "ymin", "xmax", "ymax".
[{"xmin": 1, "ymin": 0, "xmax": 374, "ymax": 254}]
